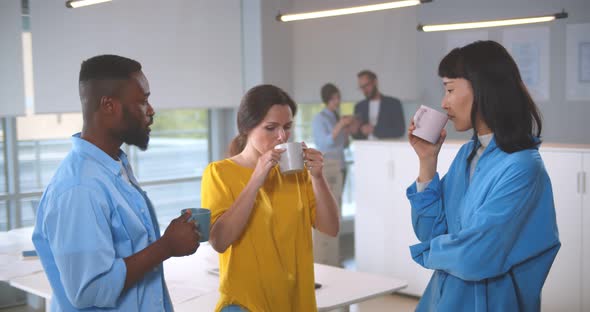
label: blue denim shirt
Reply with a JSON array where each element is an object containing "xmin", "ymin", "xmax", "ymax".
[
  {"xmin": 312, "ymin": 108, "xmax": 347, "ymax": 169},
  {"xmin": 32, "ymin": 134, "xmax": 172, "ymax": 312},
  {"xmin": 407, "ymin": 137, "xmax": 560, "ymax": 311}
]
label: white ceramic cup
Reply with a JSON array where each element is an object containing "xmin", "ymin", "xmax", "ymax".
[
  {"xmin": 275, "ymin": 142, "xmax": 304, "ymax": 174},
  {"xmin": 412, "ymin": 105, "xmax": 448, "ymax": 144}
]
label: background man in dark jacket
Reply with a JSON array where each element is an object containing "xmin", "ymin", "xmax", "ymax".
[{"xmin": 352, "ymin": 70, "xmax": 405, "ymax": 140}]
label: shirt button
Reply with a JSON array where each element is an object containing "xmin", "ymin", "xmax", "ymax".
[
  {"xmin": 141, "ymin": 209, "xmax": 145, "ymax": 213},
  {"xmin": 153, "ymin": 267, "xmax": 158, "ymax": 272}
]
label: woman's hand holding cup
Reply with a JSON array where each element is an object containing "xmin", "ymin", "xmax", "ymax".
[
  {"xmin": 251, "ymin": 148, "xmax": 284, "ymax": 188},
  {"xmin": 302, "ymin": 142, "xmax": 324, "ymax": 178},
  {"xmin": 408, "ymin": 119, "xmax": 447, "ymax": 161}
]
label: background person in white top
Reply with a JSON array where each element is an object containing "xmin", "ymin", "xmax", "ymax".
[{"xmin": 352, "ymin": 70, "xmax": 406, "ymax": 140}]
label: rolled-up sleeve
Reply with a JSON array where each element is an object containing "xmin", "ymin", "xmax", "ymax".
[
  {"xmin": 43, "ymin": 186, "xmax": 126, "ymax": 309},
  {"xmin": 410, "ymin": 162, "xmax": 556, "ymax": 282},
  {"xmin": 407, "ymin": 173, "xmax": 448, "ymax": 242}
]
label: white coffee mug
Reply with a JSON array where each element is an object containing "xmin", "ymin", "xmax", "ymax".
[
  {"xmin": 275, "ymin": 142, "xmax": 304, "ymax": 174},
  {"xmin": 412, "ymin": 105, "xmax": 448, "ymax": 144}
]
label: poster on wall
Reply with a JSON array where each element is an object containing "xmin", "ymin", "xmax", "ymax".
[
  {"xmin": 502, "ymin": 27, "xmax": 550, "ymax": 101},
  {"xmin": 445, "ymin": 30, "xmax": 489, "ymax": 53},
  {"xmin": 566, "ymin": 23, "xmax": 590, "ymax": 101}
]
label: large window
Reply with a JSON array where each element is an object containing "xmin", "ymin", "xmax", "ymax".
[
  {"xmin": 1, "ymin": 14, "xmax": 212, "ymax": 230},
  {"xmin": 128, "ymin": 108, "xmax": 210, "ymax": 226},
  {"xmin": 294, "ymin": 102, "xmax": 356, "ymax": 217},
  {"xmin": 129, "ymin": 109, "xmax": 209, "ymax": 182},
  {"xmin": 0, "ymin": 119, "xmax": 5, "ymax": 193},
  {"xmin": 18, "ymin": 114, "xmax": 80, "ymax": 193},
  {"xmin": 5, "ymin": 108, "xmax": 210, "ymax": 230},
  {"xmin": 0, "ymin": 202, "xmax": 7, "ymax": 232},
  {"xmin": 0, "ymin": 119, "xmax": 6, "ymax": 231},
  {"xmin": 16, "ymin": 113, "xmax": 83, "ymax": 228}
]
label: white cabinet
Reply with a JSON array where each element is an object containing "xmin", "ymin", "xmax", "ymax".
[
  {"xmin": 354, "ymin": 140, "xmax": 460, "ymax": 296},
  {"xmin": 355, "ymin": 143, "xmax": 393, "ymax": 277},
  {"xmin": 540, "ymin": 151, "xmax": 583, "ymax": 312},
  {"xmin": 583, "ymin": 153, "xmax": 590, "ymax": 312},
  {"xmin": 354, "ymin": 141, "xmax": 590, "ymax": 307}
]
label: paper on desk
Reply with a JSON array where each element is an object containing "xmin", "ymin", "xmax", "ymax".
[
  {"xmin": 0, "ymin": 228, "xmax": 35, "ymax": 255},
  {"xmin": 163, "ymin": 244, "xmax": 220, "ymax": 304},
  {"xmin": 0, "ymin": 254, "xmax": 43, "ymax": 280},
  {"xmin": 166, "ymin": 278, "xmax": 213, "ymax": 304}
]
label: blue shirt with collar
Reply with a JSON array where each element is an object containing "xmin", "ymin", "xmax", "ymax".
[
  {"xmin": 32, "ymin": 133, "xmax": 172, "ymax": 312},
  {"xmin": 407, "ymin": 136, "xmax": 560, "ymax": 311},
  {"xmin": 312, "ymin": 108, "xmax": 347, "ymax": 169}
]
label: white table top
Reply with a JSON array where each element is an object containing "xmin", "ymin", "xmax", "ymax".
[
  {"xmin": 9, "ymin": 241, "xmax": 407, "ymax": 311},
  {"xmin": 9, "ymin": 271, "xmax": 51, "ymax": 299},
  {"xmin": 0, "ymin": 227, "xmax": 43, "ymax": 281},
  {"xmin": 174, "ymin": 262, "xmax": 407, "ymax": 312}
]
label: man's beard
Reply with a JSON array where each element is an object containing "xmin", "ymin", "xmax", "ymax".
[
  {"xmin": 366, "ymin": 87, "xmax": 378, "ymax": 100},
  {"xmin": 121, "ymin": 106, "xmax": 150, "ymax": 151}
]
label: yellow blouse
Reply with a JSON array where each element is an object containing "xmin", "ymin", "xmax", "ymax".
[{"xmin": 201, "ymin": 159, "xmax": 318, "ymax": 312}]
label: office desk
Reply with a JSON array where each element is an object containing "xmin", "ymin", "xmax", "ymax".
[
  {"xmin": 173, "ymin": 261, "xmax": 407, "ymax": 312},
  {"xmin": 0, "ymin": 227, "xmax": 43, "ymax": 281},
  {"xmin": 9, "ymin": 271, "xmax": 51, "ymax": 300},
  {"xmin": 9, "ymin": 241, "xmax": 407, "ymax": 311}
]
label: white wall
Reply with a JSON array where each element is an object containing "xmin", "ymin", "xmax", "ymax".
[
  {"xmin": 285, "ymin": 0, "xmax": 590, "ymax": 144},
  {"xmin": 242, "ymin": 0, "xmax": 294, "ymax": 95},
  {"xmin": 0, "ymin": 0, "xmax": 25, "ymax": 117},
  {"xmin": 30, "ymin": 0, "xmax": 243, "ymax": 113},
  {"xmin": 416, "ymin": 0, "xmax": 590, "ymax": 143},
  {"xmin": 260, "ymin": 0, "xmax": 294, "ymax": 95},
  {"xmin": 290, "ymin": 5, "xmax": 418, "ymax": 104}
]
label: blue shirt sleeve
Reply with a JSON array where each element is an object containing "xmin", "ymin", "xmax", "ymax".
[
  {"xmin": 409, "ymin": 161, "xmax": 554, "ymax": 282},
  {"xmin": 42, "ymin": 185, "xmax": 126, "ymax": 309},
  {"xmin": 407, "ymin": 173, "xmax": 448, "ymax": 242},
  {"xmin": 312, "ymin": 113, "xmax": 335, "ymax": 150}
]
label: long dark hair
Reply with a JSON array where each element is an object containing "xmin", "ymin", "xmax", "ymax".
[
  {"xmin": 438, "ymin": 40, "xmax": 542, "ymax": 154},
  {"xmin": 228, "ymin": 84, "xmax": 297, "ymax": 156}
]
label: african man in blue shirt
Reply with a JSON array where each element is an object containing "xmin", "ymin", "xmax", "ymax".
[
  {"xmin": 32, "ymin": 55, "xmax": 200, "ymax": 311},
  {"xmin": 406, "ymin": 41, "xmax": 560, "ymax": 311}
]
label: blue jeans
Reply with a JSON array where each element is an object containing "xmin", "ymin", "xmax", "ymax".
[{"xmin": 221, "ymin": 305, "xmax": 247, "ymax": 312}]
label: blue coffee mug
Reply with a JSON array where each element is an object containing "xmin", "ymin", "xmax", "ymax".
[{"xmin": 180, "ymin": 208, "xmax": 211, "ymax": 242}]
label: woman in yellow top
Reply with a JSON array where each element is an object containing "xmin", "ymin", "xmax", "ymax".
[{"xmin": 201, "ymin": 84, "xmax": 340, "ymax": 312}]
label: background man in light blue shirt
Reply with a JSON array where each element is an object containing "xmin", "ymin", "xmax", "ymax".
[
  {"xmin": 312, "ymin": 83, "xmax": 353, "ymax": 175},
  {"xmin": 32, "ymin": 55, "xmax": 201, "ymax": 311}
]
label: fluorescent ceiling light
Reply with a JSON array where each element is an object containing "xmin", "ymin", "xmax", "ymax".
[
  {"xmin": 418, "ymin": 11, "xmax": 568, "ymax": 32},
  {"xmin": 277, "ymin": 0, "xmax": 432, "ymax": 22},
  {"xmin": 65, "ymin": 0, "xmax": 112, "ymax": 8}
]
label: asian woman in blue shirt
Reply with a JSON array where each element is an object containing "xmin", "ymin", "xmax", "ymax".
[{"xmin": 406, "ymin": 40, "xmax": 560, "ymax": 311}]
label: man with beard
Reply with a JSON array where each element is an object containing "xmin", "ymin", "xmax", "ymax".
[
  {"xmin": 352, "ymin": 70, "xmax": 405, "ymax": 140},
  {"xmin": 32, "ymin": 55, "xmax": 200, "ymax": 311}
]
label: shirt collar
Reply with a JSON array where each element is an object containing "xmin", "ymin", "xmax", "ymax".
[
  {"xmin": 478, "ymin": 133, "xmax": 494, "ymax": 149},
  {"xmin": 71, "ymin": 133, "xmax": 127, "ymax": 176},
  {"xmin": 322, "ymin": 107, "xmax": 338, "ymax": 119},
  {"xmin": 471, "ymin": 133, "xmax": 541, "ymax": 154}
]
